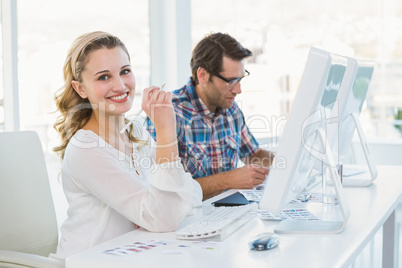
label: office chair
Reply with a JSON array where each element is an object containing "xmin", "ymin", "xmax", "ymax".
[{"xmin": 0, "ymin": 131, "xmax": 64, "ymax": 268}]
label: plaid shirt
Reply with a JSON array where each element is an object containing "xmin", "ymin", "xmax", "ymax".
[{"xmin": 144, "ymin": 78, "xmax": 259, "ymax": 178}]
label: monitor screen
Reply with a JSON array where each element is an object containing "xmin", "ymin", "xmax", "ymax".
[
  {"xmin": 259, "ymin": 47, "xmax": 349, "ymax": 213},
  {"xmin": 325, "ymin": 58, "xmax": 377, "ymax": 186},
  {"xmin": 332, "ymin": 60, "xmax": 374, "ymax": 162}
]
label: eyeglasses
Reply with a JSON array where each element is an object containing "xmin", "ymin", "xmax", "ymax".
[{"xmin": 213, "ymin": 69, "xmax": 250, "ymax": 89}]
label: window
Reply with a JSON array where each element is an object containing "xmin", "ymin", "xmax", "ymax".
[
  {"xmin": 192, "ymin": 0, "xmax": 402, "ymax": 140},
  {"xmin": 0, "ymin": 28, "xmax": 3, "ymax": 131},
  {"xmin": 17, "ymin": 0, "xmax": 150, "ymax": 153},
  {"xmin": 14, "ymin": 0, "xmax": 150, "ymax": 226}
]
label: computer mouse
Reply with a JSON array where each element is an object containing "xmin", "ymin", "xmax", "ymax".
[
  {"xmin": 249, "ymin": 232, "xmax": 279, "ymax": 251},
  {"xmin": 253, "ymin": 184, "xmax": 265, "ymax": 191}
]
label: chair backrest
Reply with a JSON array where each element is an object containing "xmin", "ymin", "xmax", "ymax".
[{"xmin": 0, "ymin": 131, "xmax": 58, "ymax": 257}]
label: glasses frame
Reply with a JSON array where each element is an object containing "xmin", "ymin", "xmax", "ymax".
[{"xmin": 213, "ymin": 69, "xmax": 250, "ymax": 89}]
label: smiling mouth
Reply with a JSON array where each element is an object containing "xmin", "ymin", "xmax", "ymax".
[{"xmin": 109, "ymin": 92, "xmax": 128, "ymax": 101}]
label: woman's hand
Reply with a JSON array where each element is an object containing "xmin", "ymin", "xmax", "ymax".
[
  {"xmin": 141, "ymin": 86, "xmax": 178, "ymax": 163},
  {"xmin": 142, "ymin": 86, "xmax": 175, "ymax": 132}
]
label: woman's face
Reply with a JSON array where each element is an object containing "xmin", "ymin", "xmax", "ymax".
[{"xmin": 72, "ymin": 46, "xmax": 136, "ymax": 117}]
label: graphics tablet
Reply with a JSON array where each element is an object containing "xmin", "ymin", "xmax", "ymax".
[{"xmin": 211, "ymin": 191, "xmax": 255, "ymax": 207}]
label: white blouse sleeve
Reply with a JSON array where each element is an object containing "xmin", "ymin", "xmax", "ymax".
[{"xmin": 63, "ymin": 128, "xmax": 202, "ymax": 232}]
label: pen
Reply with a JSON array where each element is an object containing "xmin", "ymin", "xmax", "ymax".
[{"xmin": 120, "ymin": 84, "xmax": 166, "ymax": 134}]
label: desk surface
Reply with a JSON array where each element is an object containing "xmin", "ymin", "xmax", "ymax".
[{"xmin": 66, "ymin": 166, "xmax": 402, "ymax": 268}]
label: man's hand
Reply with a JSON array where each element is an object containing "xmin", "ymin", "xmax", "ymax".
[
  {"xmin": 196, "ymin": 164, "xmax": 269, "ymax": 200},
  {"xmin": 225, "ymin": 164, "xmax": 269, "ymax": 189}
]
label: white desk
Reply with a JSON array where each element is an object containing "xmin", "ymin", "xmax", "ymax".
[{"xmin": 66, "ymin": 165, "xmax": 402, "ymax": 268}]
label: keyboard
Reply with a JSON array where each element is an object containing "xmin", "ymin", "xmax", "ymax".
[{"xmin": 176, "ymin": 203, "xmax": 257, "ymax": 241}]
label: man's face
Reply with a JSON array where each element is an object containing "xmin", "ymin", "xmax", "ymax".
[{"xmin": 202, "ymin": 56, "xmax": 247, "ymax": 112}]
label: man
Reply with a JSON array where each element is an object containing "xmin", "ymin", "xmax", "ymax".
[{"xmin": 145, "ymin": 32, "xmax": 274, "ymax": 200}]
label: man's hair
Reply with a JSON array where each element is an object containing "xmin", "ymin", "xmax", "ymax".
[{"xmin": 190, "ymin": 32, "xmax": 252, "ymax": 85}]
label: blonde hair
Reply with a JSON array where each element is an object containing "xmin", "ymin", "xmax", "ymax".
[{"xmin": 53, "ymin": 31, "xmax": 141, "ymax": 159}]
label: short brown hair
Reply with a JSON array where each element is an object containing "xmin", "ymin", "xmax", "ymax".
[{"xmin": 190, "ymin": 32, "xmax": 252, "ymax": 85}]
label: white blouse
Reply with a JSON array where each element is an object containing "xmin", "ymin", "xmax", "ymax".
[{"xmin": 51, "ymin": 125, "xmax": 202, "ymax": 260}]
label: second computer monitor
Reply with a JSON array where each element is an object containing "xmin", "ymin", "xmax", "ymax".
[
  {"xmin": 259, "ymin": 47, "xmax": 349, "ymax": 213},
  {"xmin": 329, "ymin": 59, "xmax": 377, "ymax": 184}
]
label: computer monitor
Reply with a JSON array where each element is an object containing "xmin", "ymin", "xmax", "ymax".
[
  {"xmin": 259, "ymin": 47, "xmax": 351, "ymax": 234},
  {"xmin": 327, "ymin": 59, "xmax": 376, "ymax": 186}
]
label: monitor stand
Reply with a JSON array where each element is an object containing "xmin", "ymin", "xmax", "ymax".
[
  {"xmin": 274, "ymin": 128, "xmax": 350, "ymax": 234},
  {"xmin": 342, "ymin": 112, "xmax": 378, "ymax": 187}
]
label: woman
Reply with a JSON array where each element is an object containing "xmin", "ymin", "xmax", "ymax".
[{"xmin": 51, "ymin": 31, "xmax": 202, "ymax": 260}]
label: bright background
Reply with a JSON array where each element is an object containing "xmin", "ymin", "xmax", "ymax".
[{"xmin": 0, "ymin": 1, "xmax": 401, "ymax": 266}]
